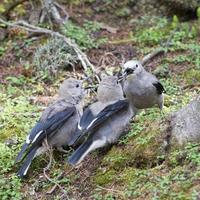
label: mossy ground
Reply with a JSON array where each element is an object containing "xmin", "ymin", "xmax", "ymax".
[{"xmin": 0, "ymin": 2, "xmax": 200, "ymax": 199}]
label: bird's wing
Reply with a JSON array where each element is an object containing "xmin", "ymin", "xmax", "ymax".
[
  {"xmin": 85, "ymin": 99, "xmax": 129, "ymax": 132},
  {"xmin": 67, "ymin": 104, "xmax": 97, "ymax": 146},
  {"xmin": 152, "ymin": 81, "xmax": 166, "ymax": 95},
  {"xmin": 68, "ymin": 99, "xmax": 129, "ymax": 145},
  {"xmin": 16, "ymin": 106, "xmax": 76, "ymax": 162}
]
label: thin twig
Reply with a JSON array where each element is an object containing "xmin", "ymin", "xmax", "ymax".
[
  {"xmin": 96, "ymin": 185, "xmax": 124, "ymax": 196},
  {"xmin": 46, "ymin": 171, "xmax": 65, "ymax": 194},
  {"xmin": 43, "ymin": 168, "xmax": 69, "ymax": 198},
  {"xmin": 42, "ymin": 137, "xmax": 69, "ymax": 198},
  {"xmin": 47, "ymin": 167, "xmax": 75, "ymax": 194},
  {"xmin": 43, "ymin": 137, "xmax": 53, "ymax": 170}
]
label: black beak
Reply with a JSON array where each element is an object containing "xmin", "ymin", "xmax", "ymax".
[
  {"xmin": 117, "ymin": 68, "xmax": 134, "ymax": 82},
  {"xmin": 124, "ymin": 68, "xmax": 134, "ymax": 75}
]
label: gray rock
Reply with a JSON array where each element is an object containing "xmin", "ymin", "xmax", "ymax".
[{"xmin": 170, "ymin": 95, "xmax": 200, "ymax": 145}]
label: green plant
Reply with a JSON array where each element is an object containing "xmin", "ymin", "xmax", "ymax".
[
  {"xmin": 33, "ymin": 37, "xmax": 78, "ymax": 79},
  {"xmin": 0, "ymin": 143, "xmax": 22, "ymax": 200},
  {"xmin": 0, "ymin": 175, "xmax": 22, "ymax": 200},
  {"xmin": 171, "ymin": 15, "xmax": 179, "ymax": 29},
  {"xmin": 0, "ymin": 143, "xmax": 15, "ymax": 173},
  {"xmin": 197, "ymin": 7, "xmax": 200, "ymax": 19},
  {"xmin": 6, "ymin": 75, "xmax": 26, "ymax": 86},
  {"xmin": 0, "ymin": 93, "xmax": 40, "ymax": 141},
  {"xmin": 0, "ymin": 46, "xmax": 5, "ymax": 56},
  {"xmin": 62, "ymin": 21, "xmax": 106, "ymax": 50},
  {"xmin": 83, "ymin": 20, "xmax": 101, "ymax": 32}
]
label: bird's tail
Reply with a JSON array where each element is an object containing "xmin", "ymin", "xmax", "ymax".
[
  {"xmin": 68, "ymin": 137, "xmax": 106, "ymax": 166},
  {"xmin": 17, "ymin": 146, "xmax": 38, "ymax": 178},
  {"xmin": 15, "ymin": 143, "xmax": 29, "ymax": 163}
]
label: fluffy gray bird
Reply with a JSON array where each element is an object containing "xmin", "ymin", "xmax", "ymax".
[
  {"xmin": 68, "ymin": 76, "xmax": 135, "ymax": 166},
  {"xmin": 122, "ymin": 60, "xmax": 166, "ymax": 110},
  {"xmin": 16, "ymin": 78, "xmax": 84, "ymax": 177}
]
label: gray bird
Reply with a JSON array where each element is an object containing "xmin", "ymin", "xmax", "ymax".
[
  {"xmin": 16, "ymin": 78, "xmax": 85, "ymax": 177},
  {"xmin": 68, "ymin": 76, "xmax": 135, "ymax": 166},
  {"xmin": 122, "ymin": 60, "xmax": 166, "ymax": 110}
]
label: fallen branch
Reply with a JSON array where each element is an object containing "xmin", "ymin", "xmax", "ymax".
[
  {"xmin": 141, "ymin": 48, "xmax": 165, "ymax": 65},
  {"xmin": 39, "ymin": 0, "xmax": 69, "ymax": 26},
  {"xmin": 0, "ymin": 18, "xmax": 97, "ymax": 78}
]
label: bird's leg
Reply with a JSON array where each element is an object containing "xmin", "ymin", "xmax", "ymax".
[{"xmin": 57, "ymin": 146, "xmax": 69, "ymax": 154}]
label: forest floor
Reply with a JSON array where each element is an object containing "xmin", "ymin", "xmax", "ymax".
[{"xmin": 0, "ymin": 2, "xmax": 200, "ymax": 200}]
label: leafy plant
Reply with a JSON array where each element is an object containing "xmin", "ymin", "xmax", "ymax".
[
  {"xmin": 62, "ymin": 21, "xmax": 106, "ymax": 50},
  {"xmin": 0, "ymin": 143, "xmax": 22, "ymax": 200},
  {"xmin": 0, "ymin": 93, "xmax": 40, "ymax": 141},
  {"xmin": 33, "ymin": 37, "xmax": 78, "ymax": 79},
  {"xmin": 0, "ymin": 175, "xmax": 22, "ymax": 200}
]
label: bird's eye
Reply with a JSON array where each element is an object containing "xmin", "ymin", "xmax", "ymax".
[
  {"xmin": 76, "ymin": 84, "xmax": 79, "ymax": 88},
  {"xmin": 135, "ymin": 64, "xmax": 138, "ymax": 68}
]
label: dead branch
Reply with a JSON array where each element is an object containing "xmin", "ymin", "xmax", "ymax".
[
  {"xmin": 141, "ymin": 48, "xmax": 165, "ymax": 66},
  {"xmin": 39, "ymin": 0, "xmax": 66, "ymax": 26},
  {"xmin": 0, "ymin": 18, "xmax": 97, "ymax": 76},
  {"xmin": 54, "ymin": 1, "xmax": 69, "ymax": 21}
]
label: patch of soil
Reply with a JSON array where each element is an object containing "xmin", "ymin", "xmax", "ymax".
[{"xmin": 0, "ymin": 65, "xmax": 32, "ymax": 84}]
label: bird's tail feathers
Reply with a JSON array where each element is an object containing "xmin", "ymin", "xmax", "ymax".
[
  {"xmin": 68, "ymin": 137, "xmax": 106, "ymax": 165},
  {"xmin": 15, "ymin": 143, "xmax": 29, "ymax": 163},
  {"xmin": 17, "ymin": 146, "xmax": 38, "ymax": 178}
]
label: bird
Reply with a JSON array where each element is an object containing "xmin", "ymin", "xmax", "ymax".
[
  {"xmin": 122, "ymin": 60, "xmax": 166, "ymax": 110},
  {"xmin": 68, "ymin": 75, "xmax": 136, "ymax": 166},
  {"xmin": 68, "ymin": 75, "xmax": 127, "ymax": 145},
  {"xmin": 16, "ymin": 78, "xmax": 85, "ymax": 178}
]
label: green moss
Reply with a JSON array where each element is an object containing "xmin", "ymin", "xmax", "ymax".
[
  {"xmin": 102, "ymin": 126, "xmax": 163, "ymax": 170},
  {"xmin": 94, "ymin": 169, "xmax": 116, "ymax": 185},
  {"xmin": 184, "ymin": 69, "xmax": 200, "ymax": 85},
  {"xmin": 0, "ymin": 93, "xmax": 40, "ymax": 142}
]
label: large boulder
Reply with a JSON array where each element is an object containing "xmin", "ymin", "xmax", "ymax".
[{"xmin": 170, "ymin": 95, "xmax": 200, "ymax": 145}]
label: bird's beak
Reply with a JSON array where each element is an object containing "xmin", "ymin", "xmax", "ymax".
[
  {"xmin": 124, "ymin": 68, "xmax": 134, "ymax": 76},
  {"xmin": 119, "ymin": 68, "xmax": 134, "ymax": 81}
]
